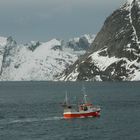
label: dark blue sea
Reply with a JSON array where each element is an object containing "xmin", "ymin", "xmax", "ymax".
[{"xmin": 0, "ymin": 82, "xmax": 140, "ymax": 140}]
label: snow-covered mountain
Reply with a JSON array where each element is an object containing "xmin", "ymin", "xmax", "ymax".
[
  {"xmin": 0, "ymin": 35, "xmax": 94, "ymax": 81},
  {"xmin": 63, "ymin": 34, "xmax": 95, "ymax": 51},
  {"xmin": 61, "ymin": 0, "xmax": 140, "ymax": 81}
]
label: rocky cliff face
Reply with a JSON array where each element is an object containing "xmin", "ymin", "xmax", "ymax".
[{"xmin": 61, "ymin": 0, "xmax": 140, "ymax": 81}]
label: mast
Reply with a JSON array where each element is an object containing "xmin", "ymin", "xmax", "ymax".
[
  {"xmin": 82, "ymin": 84, "xmax": 88, "ymax": 104},
  {"xmin": 84, "ymin": 94, "xmax": 88, "ymax": 104},
  {"xmin": 65, "ymin": 91, "xmax": 68, "ymax": 105},
  {"xmin": 64, "ymin": 91, "xmax": 70, "ymax": 106}
]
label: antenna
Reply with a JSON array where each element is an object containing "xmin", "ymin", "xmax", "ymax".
[
  {"xmin": 82, "ymin": 84, "xmax": 86, "ymax": 95},
  {"xmin": 81, "ymin": 84, "xmax": 88, "ymax": 104},
  {"xmin": 64, "ymin": 91, "xmax": 70, "ymax": 106},
  {"xmin": 65, "ymin": 91, "xmax": 68, "ymax": 104},
  {"xmin": 84, "ymin": 94, "xmax": 88, "ymax": 104}
]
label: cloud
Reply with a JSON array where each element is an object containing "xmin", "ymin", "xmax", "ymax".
[
  {"xmin": 0, "ymin": 0, "xmax": 126, "ymax": 8},
  {"xmin": 0, "ymin": 0, "xmax": 127, "ymax": 42}
]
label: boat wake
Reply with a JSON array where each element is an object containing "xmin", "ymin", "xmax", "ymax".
[{"xmin": 8, "ymin": 116, "xmax": 64, "ymax": 124}]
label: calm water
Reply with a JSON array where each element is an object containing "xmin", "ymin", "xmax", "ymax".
[{"xmin": 0, "ymin": 82, "xmax": 140, "ymax": 140}]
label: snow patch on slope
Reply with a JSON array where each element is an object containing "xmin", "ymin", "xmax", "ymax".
[
  {"xmin": 0, "ymin": 37, "xmax": 7, "ymax": 71},
  {"xmin": 89, "ymin": 49, "xmax": 120, "ymax": 71},
  {"xmin": 132, "ymin": 70, "xmax": 140, "ymax": 80},
  {"xmin": 34, "ymin": 39, "xmax": 61, "ymax": 58},
  {"xmin": 62, "ymin": 66, "xmax": 79, "ymax": 81},
  {"xmin": 127, "ymin": 0, "xmax": 133, "ymax": 4},
  {"xmin": 83, "ymin": 34, "xmax": 95, "ymax": 44},
  {"xmin": 61, "ymin": 47, "xmax": 140, "ymax": 81}
]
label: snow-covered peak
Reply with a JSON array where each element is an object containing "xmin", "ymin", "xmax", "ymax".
[
  {"xmin": 69, "ymin": 34, "xmax": 95, "ymax": 44},
  {"xmin": 126, "ymin": 0, "xmax": 140, "ymax": 6},
  {"xmin": 33, "ymin": 39, "xmax": 60, "ymax": 52},
  {"xmin": 30, "ymin": 41, "xmax": 39, "ymax": 44},
  {"xmin": 83, "ymin": 34, "xmax": 95, "ymax": 44},
  {"xmin": 47, "ymin": 39, "xmax": 61, "ymax": 46},
  {"xmin": 0, "ymin": 36, "xmax": 7, "ymax": 46},
  {"xmin": 127, "ymin": 0, "xmax": 133, "ymax": 4},
  {"xmin": 41, "ymin": 39, "xmax": 61, "ymax": 49},
  {"xmin": 70, "ymin": 37, "xmax": 79, "ymax": 43}
]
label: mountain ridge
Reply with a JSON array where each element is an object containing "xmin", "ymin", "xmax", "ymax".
[
  {"xmin": 60, "ymin": 0, "xmax": 140, "ymax": 81},
  {"xmin": 0, "ymin": 34, "xmax": 95, "ymax": 81},
  {"xmin": 1, "ymin": 0, "xmax": 140, "ymax": 81}
]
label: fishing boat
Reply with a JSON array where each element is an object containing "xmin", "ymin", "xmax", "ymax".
[{"xmin": 62, "ymin": 90, "xmax": 101, "ymax": 119}]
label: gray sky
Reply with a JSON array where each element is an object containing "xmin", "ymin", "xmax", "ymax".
[{"xmin": 0, "ymin": 0, "xmax": 126, "ymax": 43}]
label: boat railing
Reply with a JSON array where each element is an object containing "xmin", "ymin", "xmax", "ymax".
[{"xmin": 92, "ymin": 105, "xmax": 101, "ymax": 111}]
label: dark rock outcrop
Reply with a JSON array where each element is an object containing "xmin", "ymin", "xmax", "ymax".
[{"xmin": 0, "ymin": 37, "xmax": 17, "ymax": 75}]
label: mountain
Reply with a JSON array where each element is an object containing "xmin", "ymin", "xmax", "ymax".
[
  {"xmin": 63, "ymin": 34, "xmax": 95, "ymax": 51},
  {"xmin": 61, "ymin": 0, "xmax": 140, "ymax": 81},
  {"xmin": 0, "ymin": 35, "xmax": 94, "ymax": 81}
]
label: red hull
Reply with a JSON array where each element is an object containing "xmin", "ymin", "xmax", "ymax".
[{"xmin": 64, "ymin": 111, "xmax": 100, "ymax": 119}]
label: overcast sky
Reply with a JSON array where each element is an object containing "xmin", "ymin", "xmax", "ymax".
[{"xmin": 0, "ymin": 0, "xmax": 126, "ymax": 43}]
